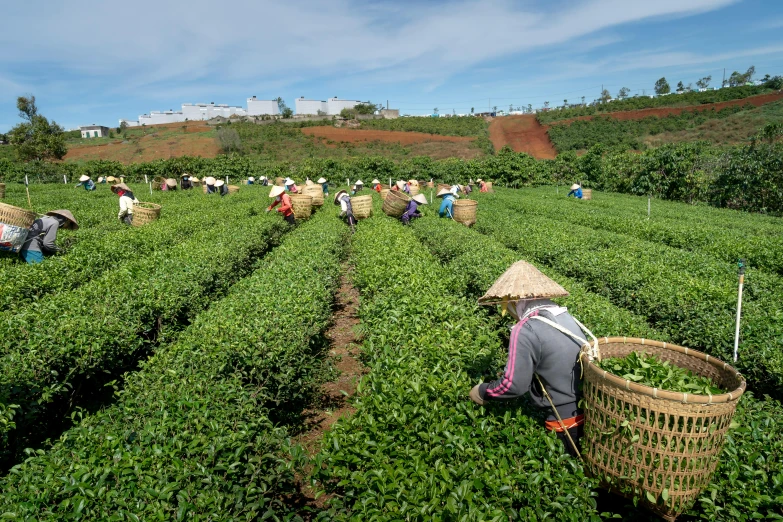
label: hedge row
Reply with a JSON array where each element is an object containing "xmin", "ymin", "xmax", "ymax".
[
  {"xmin": 473, "ymin": 192, "xmax": 783, "ymax": 397},
  {"xmin": 0, "ymin": 187, "xmax": 262, "ymax": 313},
  {"xmin": 0, "ymin": 204, "xmax": 289, "ymax": 464},
  {"xmin": 313, "ymin": 215, "xmax": 602, "ymax": 520},
  {"xmin": 0, "ymin": 209, "xmax": 347, "ymax": 519}
]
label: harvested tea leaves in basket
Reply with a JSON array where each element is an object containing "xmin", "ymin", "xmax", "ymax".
[{"xmin": 596, "ymin": 351, "xmax": 725, "ymax": 395}]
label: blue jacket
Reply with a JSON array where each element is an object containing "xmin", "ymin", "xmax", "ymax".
[
  {"xmin": 438, "ymin": 195, "xmax": 456, "ymax": 217},
  {"xmin": 567, "ymin": 187, "xmax": 583, "ymax": 199}
]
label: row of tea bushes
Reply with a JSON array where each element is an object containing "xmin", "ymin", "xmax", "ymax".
[{"xmin": 0, "ymin": 209, "xmax": 347, "ymax": 519}]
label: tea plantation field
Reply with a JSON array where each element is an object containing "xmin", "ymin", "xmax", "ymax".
[{"xmin": 0, "ymin": 183, "xmax": 780, "ymax": 521}]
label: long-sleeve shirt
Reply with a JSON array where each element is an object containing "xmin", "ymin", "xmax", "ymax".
[
  {"xmin": 20, "ymin": 216, "xmax": 60, "ymax": 254},
  {"xmin": 568, "ymin": 188, "xmax": 583, "ymax": 199},
  {"xmin": 268, "ymin": 194, "xmax": 293, "ymax": 217},
  {"xmin": 438, "ymin": 195, "xmax": 456, "ymax": 217},
  {"xmin": 477, "ymin": 302, "xmax": 584, "ymax": 419},
  {"xmin": 118, "ymin": 195, "xmax": 139, "ymax": 219}
]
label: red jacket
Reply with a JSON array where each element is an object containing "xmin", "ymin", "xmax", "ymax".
[{"xmin": 268, "ymin": 194, "xmax": 293, "ymax": 216}]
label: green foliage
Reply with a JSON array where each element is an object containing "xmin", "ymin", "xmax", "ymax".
[
  {"xmin": 547, "ymin": 104, "xmax": 752, "ymax": 152},
  {"xmin": 360, "ymin": 115, "xmax": 488, "ymax": 137},
  {"xmin": 597, "ymin": 352, "xmax": 724, "ymax": 394},
  {"xmin": 0, "ymin": 212, "xmax": 347, "ymax": 519},
  {"xmin": 537, "ymin": 85, "xmax": 769, "ymax": 124},
  {"xmin": 7, "ymin": 96, "xmax": 67, "ymax": 162}
]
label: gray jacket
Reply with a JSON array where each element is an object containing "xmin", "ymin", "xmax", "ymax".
[
  {"xmin": 20, "ymin": 216, "xmax": 59, "ymax": 254},
  {"xmin": 478, "ymin": 301, "xmax": 584, "ymax": 419}
]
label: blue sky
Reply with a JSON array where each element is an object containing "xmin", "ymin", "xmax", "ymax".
[{"xmin": 1, "ymin": 0, "xmax": 782, "ymax": 132}]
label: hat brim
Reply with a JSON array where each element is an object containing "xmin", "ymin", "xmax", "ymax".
[
  {"xmin": 478, "ymin": 260, "xmax": 569, "ymax": 305},
  {"xmin": 46, "ymin": 210, "xmax": 79, "ymax": 230}
]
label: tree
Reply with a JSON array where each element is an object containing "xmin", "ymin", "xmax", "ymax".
[
  {"xmin": 8, "ymin": 95, "xmax": 67, "ymax": 162},
  {"xmin": 618, "ymin": 87, "xmax": 630, "ymax": 100},
  {"xmin": 676, "ymin": 81, "xmax": 685, "ymax": 93},
  {"xmin": 696, "ymin": 75, "xmax": 712, "ymax": 90},
  {"xmin": 600, "ymin": 89, "xmax": 611, "ymax": 103},
  {"xmin": 354, "ymin": 102, "xmax": 379, "ymax": 115},
  {"xmin": 654, "ymin": 77, "xmax": 670, "ymax": 95}
]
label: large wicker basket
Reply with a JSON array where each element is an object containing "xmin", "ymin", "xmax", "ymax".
[
  {"xmin": 382, "ymin": 190, "xmax": 410, "ymax": 218},
  {"xmin": 0, "ymin": 201, "xmax": 36, "ymax": 228},
  {"xmin": 452, "ymin": 199, "xmax": 477, "ymax": 226},
  {"xmin": 132, "ymin": 202, "xmax": 161, "ymax": 227},
  {"xmin": 227, "ymin": 185, "xmax": 240, "ymax": 194},
  {"xmin": 582, "ymin": 188, "xmax": 593, "ymax": 200},
  {"xmin": 351, "ymin": 195, "xmax": 373, "ymax": 220},
  {"xmin": 581, "ymin": 337, "xmax": 745, "ymax": 521},
  {"xmin": 301, "ymin": 185, "xmax": 324, "ymax": 206},
  {"xmin": 290, "ymin": 194, "xmax": 313, "ymax": 219},
  {"xmin": 0, "ymin": 183, "xmax": 5, "ymax": 199}
]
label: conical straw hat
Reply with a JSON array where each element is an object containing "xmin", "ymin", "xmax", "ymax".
[
  {"xmin": 478, "ymin": 260, "xmax": 569, "ymax": 305},
  {"xmin": 45, "ymin": 210, "xmax": 79, "ymax": 230}
]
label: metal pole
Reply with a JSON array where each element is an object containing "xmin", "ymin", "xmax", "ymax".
[{"xmin": 733, "ymin": 260, "xmax": 745, "ymax": 363}]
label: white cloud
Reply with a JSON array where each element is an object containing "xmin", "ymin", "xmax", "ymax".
[{"xmin": 0, "ymin": 0, "xmax": 740, "ymax": 95}]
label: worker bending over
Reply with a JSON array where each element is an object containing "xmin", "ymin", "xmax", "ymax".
[{"xmin": 471, "ymin": 261, "xmax": 592, "ymax": 457}]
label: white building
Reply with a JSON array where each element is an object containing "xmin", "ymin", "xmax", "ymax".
[
  {"xmin": 295, "ymin": 97, "xmax": 328, "ymax": 115},
  {"xmin": 80, "ymin": 125, "xmax": 110, "ymax": 138},
  {"xmin": 247, "ymin": 96, "xmax": 280, "ymax": 116},
  {"xmin": 326, "ymin": 97, "xmax": 361, "ymax": 115}
]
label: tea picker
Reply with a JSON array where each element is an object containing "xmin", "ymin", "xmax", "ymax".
[
  {"xmin": 334, "ymin": 189, "xmax": 356, "ymax": 234},
  {"xmin": 17, "ymin": 209, "xmax": 79, "ymax": 264},
  {"xmin": 470, "ymin": 261, "xmax": 597, "ymax": 457}
]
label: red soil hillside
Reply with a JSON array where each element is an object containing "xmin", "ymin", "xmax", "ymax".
[{"xmin": 489, "ymin": 115, "xmax": 557, "ymax": 159}]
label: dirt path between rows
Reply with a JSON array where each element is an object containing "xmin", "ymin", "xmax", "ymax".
[
  {"xmin": 488, "ymin": 114, "xmax": 558, "ymax": 159},
  {"xmin": 293, "ymin": 264, "xmax": 366, "ymax": 510}
]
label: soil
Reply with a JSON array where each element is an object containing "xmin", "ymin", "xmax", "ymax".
[
  {"xmin": 301, "ymin": 127, "xmax": 475, "ymax": 146},
  {"xmin": 292, "ymin": 265, "xmax": 366, "ymax": 509},
  {"xmin": 488, "ymin": 115, "xmax": 557, "ymax": 159},
  {"xmin": 555, "ymin": 90, "xmax": 783, "ymax": 124}
]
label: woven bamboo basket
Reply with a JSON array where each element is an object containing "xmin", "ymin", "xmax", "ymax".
[
  {"xmin": 132, "ymin": 202, "xmax": 161, "ymax": 227},
  {"xmin": 0, "ymin": 201, "xmax": 36, "ymax": 228},
  {"xmin": 382, "ymin": 190, "xmax": 410, "ymax": 218},
  {"xmin": 452, "ymin": 199, "xmax": 477, "ymax": 226},
  {"xmin": 290, "ymin": 194, "xmax": 313, "ymax": 219},
  {"xmin": 0, "ymin": 183, "xmax": 5, "ymax": 199},
  {"xmin": 228, "ymin": 185, "xmax": 240, "ymax": 194},
  {"xmin": 582, "ymin": 188, "xmax": 593, "ymax": 200},
  {"xmin": 409, "ymin": 185, "xmax": 420, "ymax": 197},
  {"xmin": 351, "ymin": 195, "xmax": 373, "ymax": 219},
  {"xmin": 301, "ymin": 185, "xmax": 325, "ymax": 206},
  {"xmin": 275, "ymin": 176, "xmax": 285, "ymax": 187},
  {"xmin": 151, "ymin": 176, "xmax": 166, "ymax": 191},
  {"xmin": 581, "ymin": 337, "xmax": 745, "ymax": 521}
]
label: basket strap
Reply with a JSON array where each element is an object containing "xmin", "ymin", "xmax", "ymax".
[{"xmin": 530, "ymin": 315, "xmax": 600, "ymax": 362}]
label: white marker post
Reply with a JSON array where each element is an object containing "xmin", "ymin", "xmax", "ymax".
[{"xmin": 733, "ymin": 260, "xmax": 745, "ymax": 363}]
